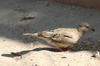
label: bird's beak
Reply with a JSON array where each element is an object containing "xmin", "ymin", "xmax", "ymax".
[{"xmin": 91, "ymin": 28, "xmax": 95, "ymax": 31}]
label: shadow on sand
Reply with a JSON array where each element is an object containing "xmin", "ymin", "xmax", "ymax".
[
  {"xmin": 1, "ymin": 47, "xmax": 61, "ymax": 57},
  {"xmin": 2, "ymin": 42, "xmax": 100, "ymax": 58}
]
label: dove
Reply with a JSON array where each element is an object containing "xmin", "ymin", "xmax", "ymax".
[{"xmin": 23, "ymin": 22, "xmax": 95, "ymax": 51}]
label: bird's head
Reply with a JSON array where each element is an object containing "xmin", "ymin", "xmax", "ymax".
[{"xmin": 77, "ymin": 22, "xmax": 95, "ymax": 33}]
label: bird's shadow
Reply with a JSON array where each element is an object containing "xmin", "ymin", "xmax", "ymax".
[
  {"xmin": 1, "ymin": 47, "xmax": 61, "ymax": 58},
  {"xmin": 2, "ymin": 41, "xmax": 100, "ymax": 58}
]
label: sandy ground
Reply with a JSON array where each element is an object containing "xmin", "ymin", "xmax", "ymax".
[{"xmin": 0, "ymin": 0, "xmax": 100, "ymax": 66}]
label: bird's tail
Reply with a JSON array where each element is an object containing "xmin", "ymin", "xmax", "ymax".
[{"xmin": 23, "ymin": 33, "xmax": 38, "ymax": 37}]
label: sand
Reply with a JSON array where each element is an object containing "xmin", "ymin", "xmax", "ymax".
[{"xmin": 0, "ymin": 0, "xmax": 100, "ymax": 66}]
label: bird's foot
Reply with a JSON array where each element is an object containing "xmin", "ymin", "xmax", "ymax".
[
  {"xmin": 59, "ymin": 47, "xmax": 75, "ymax": 52},
  {"xmin": 59, "ymin": 47, "xmax": 70, "ymax": 52}
]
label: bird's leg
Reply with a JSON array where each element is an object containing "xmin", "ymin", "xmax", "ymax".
[{"xmin": 59, "ymin": 47, "xmax": 71, "ymax": 52}]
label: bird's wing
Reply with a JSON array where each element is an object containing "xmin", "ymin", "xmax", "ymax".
[
  {"xmin": 39, "ymin": 28, "xmax": 74, "ymax": 39},
  {"xmin": 50, "ymin": 32, "xmax": 73, "ymax": 42},
  {"xmin": 49, "ymin": 28, "xmax": 80, "ymax": 43},
  {"xmin": 39, "ymin": 28, "xmax": 68, "ymax": 38}
]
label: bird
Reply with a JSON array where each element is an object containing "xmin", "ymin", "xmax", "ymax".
[{"xmin": 23, "ymin": 22, "xmax": 95, "ymax": 51}]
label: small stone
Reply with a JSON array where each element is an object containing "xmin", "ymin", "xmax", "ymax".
[
  {"xmin": 3, "ymin": 40, "xmax": 5, "ymax": 41},
  {"xmin": 30, "ymin": 59, "xmax": 33, "ymax": 61},
  {"xmin": 91, "ymin": 51, "xmax": 100, "ymax": 59},
  {"xmin": 61, "ymin": 57, "xmax": 67, "ymax": 58},
  {"xmin": 68, "ymin": 65, "xmax": 70, "ymax": 66},
  {"xmin": 32, "ymin": 64, "xmax": 38, "ymax": 66}
]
